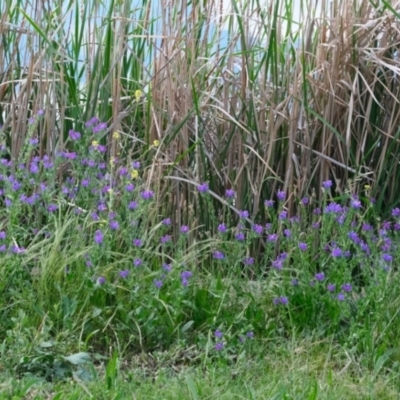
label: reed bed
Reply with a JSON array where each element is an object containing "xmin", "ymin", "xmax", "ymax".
[{"xmin": 1, "ymin": 0, "xmax": 400, "ymax": 226}]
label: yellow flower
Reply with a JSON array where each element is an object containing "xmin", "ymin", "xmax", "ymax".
[
  {"xmin": 109, "ymin": 157, "xmax": 116, "ymax": 166},
  {"xmin": 153, "ymin": 139, "xmax": 160, "ymax": 147},
  {"xmin": 113, "ymin": 132, "xmax": 120, "ymax": 139},
  {"xmin": 131, "ymin": 169, "xmax": 139, "ymax": 179},
  {"xmin": 364, "ymin": 185, "xmax": 370, "ymax": 190},
  {"xmin": 135, "ymin": 90, "xmax": 143, "ymax": 102},
  {"xmin": 92, "ymin": 140, "xmax": 99, "ymax": 148}
]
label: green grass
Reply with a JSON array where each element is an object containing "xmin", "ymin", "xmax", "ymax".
[{"xmin": 2, "ymin": 341, "xmax": 400, "ymax": 399}]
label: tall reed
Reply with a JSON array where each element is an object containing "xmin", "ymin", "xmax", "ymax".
[{"xmin": 1, "ymin": 0, "xmax": 400, "ymax": 234}]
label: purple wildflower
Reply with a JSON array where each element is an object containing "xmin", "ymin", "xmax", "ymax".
[
  {"xmin": 218, "ymin": 223, "xmax": 227, "ymax": 233},
  {"xmin": 235, "ymin": 232, "xmax": 245, "ymax": 241},
  {"xmin": 382, "ymin": 253, "xmax": 392, "ymax": 263},
  {"xmin": 213, "ymin": 251, "xmax": 225, "ymax": 260},
  {"xmin": 239, "ymin": 210, "xmax": 249, "ymax": 218},
  {"xmin": 215, "ymin": 342, "xmax": 224, "ymax": 351},
  {"xmin": 109, "ymin": 220, "xmax": 119, "ymax": 230},
  {"xmin": 315, "ymin": 272, "xmax": 325, "ymax": 281},
  {"xmin": 264, "ymin": 199, "xmax": 274, "ymax": 207},
  {"xmin": 0, "ymin": 231, "xmax": 6, "ymax": 240},
  {"xmin": 337, "ymin": 292, "xmax": 345, "ymax": 301},
  {"xmin": 327, "ymin": 283, "xmax": 336, "ymax": 292},
  {"xmin": 153, "ymin": 279, "xmax": 163, "ymax": 289},
  {"xmin": 322, "ymin": 180, "xmax": 332, "ymax": 189},
  {"xmin": 133, "ymin": 239, "xmax": 143, "ymax": 247},
  {"xmin": 331, "ymin": 247, "xmax": 342, "ymax": 257},
  {"xmin": 283, "ymin": 229, "xmax": 291, "ymax": 238},
  {"xmin": 279, "ymin": 210, "xmax": 287, "ymax": 220},
  {"xmin": 215, "ymin": 329, "xmax": 223, "ymax": 338},
  {"xmin": 119, "ymin": 270, "xmax": 130, "ymax": 279},
  {"xmin": 301, "ymin": 197, "xmax": 309, "ymax": 205},
  {"xmin": 180, "ymin": 225, "xmax": 190, "ymax": 234},
  {"xmin": 141, "ymin": 190, "xmax": 154, "ymax": 200},
  {"xmin": 277, "ymin": 190, "xmax": 285, "ymax": 201},
  {"xmin": 128, "ymin": 201, "xmax": 138, "ymax": 210},
  {"xmin": 298, "ymin": 242, "xmax": 308, "ymax": 251},
  {"xmin": 160, "ymin": 235, "xmax": 171, "ymax": 243},
  {"xmin": 341, "ymin": 283, "xmax": 352, "ymax": 292},
  {"xmin": 162, "ymin": 263, "xmax": 172, "ymax": 272},
  {"xmin": 94, "ymin": 230, "xmax": 104, "ymax": 244},
  {"xmin": 133, "ymin": 258, "xmax": 143, "ymax": 267},
  {"xmin": 225, "ymin": 189, "xmax": 235, "ymax": 198},
  {"xmin": 162, "ymin": 218, "xmax": 171, "ymax": 225},
  {"xmin": 243, "ymin": 257, "xmax": 255, "ymax": 265},
  {"xmin": 197, "ymin": 182, "xmax": 209, "ymax": 193},
  {"xmin": 252, "ymin": 224, "xmax": 263, "ymax": 235},
  {"xmin": 267, "ymin": 233, "xmax": 278, "ymax": 242},
  {"xmin": 97, "ymin": 276, "xmax": 106, "ymax": 285}
]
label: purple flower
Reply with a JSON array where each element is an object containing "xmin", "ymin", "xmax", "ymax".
[
  {"xmin": 213, "ymin": 251, "xmax": 225, "ymax": 260},
  {"xmin": 267, "ymin": 233, "xmax": 278, "ymax": 242},
  {"xmin": 279, "ymin": 210, "xmax": 287, "ymax": 220},
  {"xmin": 243, "ymin": 257, "xmax": 255, "ymax": 265},
  {"xmin": 94, "ymin": 230, "xmax": 104, "ymax": 244},
  {"xmin": 97, "ymin": 203, "xmax": 107, "ymax": 212},
  {"xmin": 272, "ymin": 258, "xmax": 283, "ymax": 270},
  {"xmin": 125, "ymin": 183, "xmax": 135, "ymax": 192},
  {"xmin": 48, "ymin": 204, "xmax": 58, "ymax": 213},
  {"xmin": 0, "ymin": 231, "xmax": 6, "ymax": 240},
  {"xmin": 337, "ymin": 292, "xmax": 345, "ymax": 301},
  {"xmin": 341, "ymin": 283, "xmax": 352, "ymax": 292},
  {"xmin": 331, "ymin": 247, "xmax": 342, "ymax": 257},
  {"xmin": 109, "ymin": 220, "xmax": 119, "ymax": 230},
  {"xmin": 312, "ymin": 222, "xmax": 320, "ymax": 229},
  {"xmin": 348, "ymin": 231, "xmax": 359, "ymax": 242},
  {"xmin": 301, "ymin": 197, "xmax": 309, "ymax": 205},
  {"xmin": 239, "ymin": 210, "xmax": 249, "ymax": 218},
  {"xmin": 215, "ymin": 329, "xmax": 223, "ymax": 338},
  {"xmin": 315, "ymin": 272, "xmax": 325, "ymax": 281},
  {"xmin": 160, "ymin": 235, "xmax": 171, "ymax": 243},
  {"xmin": 180, "ymin": 225, "xmax": 190, "ymax": 234},
  {"xmin": 273, "ymin": 296, "xmax": 288, "ymax": 305},
  {"xmin": 283, "ymin": 229, "xmax": 291, "ymax": 238},
  {"xmin": 313, "ymin": 207, "xmax": 321, "ymax": 215},
  {"xmin": 382, "ymin": 253, "xmax": 392, "ymax": 263},
  {"xmin": 298, "ymin": 242, "xmax": 308, "ymax": 251},
  {"xmin": 91, "ymin": 212, "xmax": 99, "ymax": 221},
  {"xmin": 162, "ymin": 263, "xmax": 172, "ymax": 272},
  {"xmin": 327, "ymin": 283, "xmax": 336, "ymax": 292},
  {"xmin": 225, "ymin": 189, "xmax": 235, "ymax": 198},
  {"xmin": 128, "ymin": 201, "xmax": 138, "ymax": 210},
  {"xmin": 97, "ymin": 276, "xmax": 106, "ymax": 285},
  {"xmin": 69, "ymin": 130, "xmax": 81, "ymax": 140},
  {"xmin": 252, "ymin": 224, "xmax": 263, "ymax": 235},
  {"xmin": 132, "ymin": 161, "xmax": 141, "ymax": 169},
  {"xmin": 153, "ymin": 279, "xmax": 163, "ymax": 289},
  {"xmin": 235, "ymin": 232, "xmax": 245, "ymax": 241},
  {"xmin": 326, "ymin": 202, "xmax": 342, "ymax": 213},
  {"xmin": 322, "ymin": 180, "xmax": 332, "ymax": 189},
  {"xmin": 29, "ymin": 163, "xmax": 39, "ymax": 174},
  {"xmin": 181, "ymin": 271, "xmax": 193, "ymax": 280},
  {"xmin": 133, "ymin": 258, "xmax": 143, "ymax": 267},
  {"xmin": 246, "ymin": 331, "xmax": 254, "ymax": 338},
  {"xmin": 291, "ymin": 279, "xmax": 299, "ymax": 286},
  {"xmin": 162, "ymin": 218, "xmax": 172, "ymax": 225},
  {"xmin": 362, "ymin": 223, "xmax": 373, "ymax": 231},
  {"xmin": 218, "ymin": 223, "xmax": 227, "ymax": 233},
  {"xmin": 392, "ymin": 208, "xmax": 400, "ymax": 217},
  {"xmin": 214, "ymin": 342, "xmax": 224, "ymax": 351},
  {"xmin": 197, "ymin": 182, "xmax": 209, "ymax": 193},
  {"xmin": 141, "ymin": 190, "xmax": 154, "ymax": 200},
  {"xmin": 277, "ymin": 190, "xmax": 285, "ymax": 201},
  {"xmin": 264, "ymin": 199, "xmax": 274, "ymax": 207},
  {"xmin": 133, "ymin": 239, "xmax": 143, "ymax": 247},
  {"xmin": 351, "ymin": 199, "xmax": 362, "ymax": 209},
  {"xmin": 119, "ymin": 270, "xmax": 130, "ymax": 279}
]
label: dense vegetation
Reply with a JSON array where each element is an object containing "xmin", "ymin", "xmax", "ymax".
[{"xmin": 1, "ymin": 0, "xmax": 400, "ymax": 398}]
